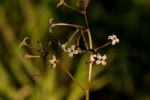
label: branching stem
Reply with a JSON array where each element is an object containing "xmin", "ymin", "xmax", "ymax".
[
  {"xmin": 82, "ymin": 6, "xmax": 93, "ymax": 100},
  {"xmin": 51, "ymin": 23, "xmax": 83, "ymax": 29}
]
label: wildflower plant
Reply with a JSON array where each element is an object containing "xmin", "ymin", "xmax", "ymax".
[{"xmin": 19, "ymin": 0, "xmax": 119, "ymax": 100}]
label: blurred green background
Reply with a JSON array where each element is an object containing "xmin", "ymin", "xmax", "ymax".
[{"xmin": 0, "ymin": 0, "xmax": 150, "ymax": 100}]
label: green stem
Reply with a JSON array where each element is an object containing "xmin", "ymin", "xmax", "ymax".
[
  {"xmin": 59, "ymin": 63, "xmax": 85, "ymax": 91},
  {"xmin": 86, "ymin": 56, "xmax": 93, "ymax": 100},
  {"xmin": 84, "ymin": 16, "xmax": 93, "ymax": 100},
  {"xmin": 86, "ymin": 90, "xmax": 89, "ymax": 100},
  {"xmin": 82, "ymin": 5, "xmax": 93, "ymax": 100}
]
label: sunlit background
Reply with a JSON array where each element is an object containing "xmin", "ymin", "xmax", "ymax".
[{"xmin": 0, "ymin": 0, "xmax": 150, "ymax": 100}]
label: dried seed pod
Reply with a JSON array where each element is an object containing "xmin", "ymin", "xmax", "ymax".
[
  {"xmin": 23, "ymin": 54, "xmax": 31, "ymax": 58},
  {"xmin": 33, "ymin": 75, "xmax": 40, "ymax": 80}
]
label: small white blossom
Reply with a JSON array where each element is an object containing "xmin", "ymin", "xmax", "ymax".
[
  {"xmin": 49, "ymin": 55, "xmax": 59, "ymax": 68},
  {"xmin": 67, "ymin": 45, "xmax": 78, "ymax": 57},
  {"xmin": 95, "ymin": 54, "xmax": 107, "ymax": 65},
  {"xmin": 91, "ymin": 54, "xmax": 107, "ymax": 66},
  {"xmin": 108, "ymin": 34, "xmax": 119, "ymax": 45},
  {"xmin": 59, "ymin": 43, "xmax": 79, "ymax": 57}
]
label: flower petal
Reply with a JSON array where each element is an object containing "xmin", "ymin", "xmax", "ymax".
[
  {"xmin": 49, "ymin": 55, "xmax": 59, "ymax": 68},
  {"xmin": 96, "ymin": 60, "xmax": 100, "ymax": 65},
  {"xmin": 108, "ymin": 34, "xmax": 119, "ymax": 45},
  {"xmin": 69, "ymin": 52, "xmax": 73, "ymax": 57}
]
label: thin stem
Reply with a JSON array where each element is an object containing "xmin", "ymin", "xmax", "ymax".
[
  {"xmin": 86, "ymin": 90, "xmax": 89, "ymax": 100},
  {"xmin": 76, "ymin": 29, "xmax": 89, "ymax": 50},
  {"xmin": 66, "ymin": 29, "xmax": 79, "ymax": 45},
  {"xmin": 23, "ymin": 54, "xmax": 40, "ymax": 58},
  {"xmin": 59, "ymin": 63, "xmax": 85, "ymax": 91},
  {"xmin": 82, "ymin": 5, "xmax": 93, "ymax": 100},
  {"xmin": 27, "ymin": 55, "xmax": 41, "ymax": 58},
  {"xmin": 40, "ymin": 66, "xmax": 52, "ymax": 76},
  {"xmin": 94, "ymin": 41, "xmax": 111, "ymax": 52},
  {"xmin": 86, "ymin": 27, "xmax": 92, "ymax": 100},
  {"xmin": 24, "ymin": 44, "xmax": 40, "ymax": 52},
  {"xmin": 86, "ymin": 29, "xmax": 92, "ymax": 49},
  {"xmin": 33, "ymin": 66, "xmax": 52, "ymax": 80},
  {"xmin": 77, "ymin": 32, "xmax": 81, "ymax": 47},
  {"xmin": 85, "ymin": 54, "xmax": 93, "ymax": 100},
  {"xmin": 81, "ymin": 29, "xmax": 89, "ymax": 49},
  {"xmin": 63, "ymin": 2, "xmax": 83, "ymax": 14},
  {"xmin": 37, "ymin": 41, "xmax": 44, "ymax": 50},
  {"xmin": 83, "ymin": 7, "xmax": 89, "ymax": 28},
  {"xmin": 51, "ymin": 23, "xmax": 83, "ymax": 29}
]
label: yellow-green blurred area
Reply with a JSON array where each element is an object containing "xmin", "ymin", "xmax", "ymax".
[{"xmin": 0, "ymin": 0, "xmax": 150, "ymax": 100}]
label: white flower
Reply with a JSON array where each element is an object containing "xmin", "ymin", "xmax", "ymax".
[
  {"xmin": 59, "ymin": 42, "xmax": 67, "ymax": 52},
  {"xmin": 49, "ymin": 55, "xmax": 59, "ymax": 68},
  {"xmin": 108, "ymin": 34, "xmax": 119, "ymax": 45},
  {"xmin": 95, "ymin": 54, "xmax": 107, "ymax": 65},
  {"xmin": 59, "ymin": 43, "xmax": 79, "ymax": 57},
  {"xmin": 91, "ymin": 53, "xmax": 107, "ymax": 65},
  {"xmin": 67, "ymin": 45, "xmax": 78, "ymax": 57}
]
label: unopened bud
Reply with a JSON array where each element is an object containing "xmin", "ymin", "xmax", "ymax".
[
  {"xmin": 23, "ymin": 54, "xmax": 31, "ymax": 58},
  {"xmin": 33, "ymin": 75, "xmax": 40, "ymax": 80}
]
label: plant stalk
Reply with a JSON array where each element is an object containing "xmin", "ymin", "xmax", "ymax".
[
  {"xmin": 59, "ymin": 63, "xmax": 85, "ymax": 91},
  {"xmin": 83, "ymin": 6, "xmax": 93, "ymax": 100}
]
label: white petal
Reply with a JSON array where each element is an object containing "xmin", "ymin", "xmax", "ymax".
[
  {"xmin": 116, "ymin": 38, "xmax": 119, "ymax": 43},
  {"xmin": 112, "ymin": 34, "xmax": 116, "ymax": 38},
  {"xmin": 112, "ymin": 40, "xmax": 116, "ymax": 45},
  {"xmin": 71, "ymin": 45, "xmax": 76, "ymax": 49},
  {"xmin": 53, "ymin": 55, "xmax": 56, "ymax": 60},
  {"xmin": 108, "ymin": 36, "xmax": 113, "ymax": 40},
  {"xmin": 96, "ymin": 60, "xmax": 100, "ymax": 65},
  {"xmin": 69, "ymin": 52, "xmax": 73, "ymax": 57},
  {"xmin": 51, "ymin": 63, "xmax": 56, "ymax": 68},
  {"xmin": 74, "ymin": 50, "xmax": 78, "ymax": 54},
  {"xmin": 102, "ymin": 55, "xmax": 107, "ymax": 59},
  {"xmin": 67, "ymin": 48, "xmax": 71, "ymax": 52},
  {"xmin": 49, "ymin": 55, "xmax": 56, "ymax": 64},
  {"xmin": 102, "ymin": 61, "xmax": 106, "ymax": 65},
  {"xmin": 108, "ymin": 34, "xmax": 119, "ymax": 45},
  {"xmin": 49, "ymin": 59, "xmax": 54, "ymax": 64},
  {"xmin": 97, "ymin": 55, "xmax": 102, "ymax": 59}
]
